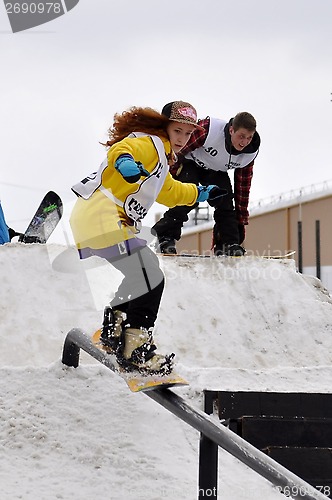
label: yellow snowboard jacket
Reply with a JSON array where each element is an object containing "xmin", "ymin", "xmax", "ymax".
[{"xmin": 70, "ymin": 134, "xmax": 198, "ymax": 257}]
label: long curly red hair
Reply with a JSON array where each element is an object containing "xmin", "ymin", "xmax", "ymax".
[{"xmin": 103, "ymin": 106, "xmax": 170, "ymax": 147}]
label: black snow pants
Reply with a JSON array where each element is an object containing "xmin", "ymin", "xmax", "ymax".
[{"xmin": 152, "ymin": 159, "xmax": 240, "ymax": 247}]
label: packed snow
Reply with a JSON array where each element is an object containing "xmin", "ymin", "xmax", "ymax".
[{"xmin": 1, "ymin": 242, "xmax": 332, "ymax": 499}]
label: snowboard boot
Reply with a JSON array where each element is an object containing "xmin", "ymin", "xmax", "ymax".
[
  {"xmin": 117, "ymin": 327, "xmax": 175, "ymax": 375},
  {"xmin": 214, "ymin": 243, "xmax": 246, "ymax": 257},
  {"xmin": 155, "ymin": 236, "xmax": 177, "ymax": 255},
  {"xmin": 100, "ymin": 307, "xmax": 125, "ymax": 353}
]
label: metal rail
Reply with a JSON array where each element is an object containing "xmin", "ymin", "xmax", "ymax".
[{"xmin": 62, "ymin": 328, "xmax": 328, "ymax": 500}]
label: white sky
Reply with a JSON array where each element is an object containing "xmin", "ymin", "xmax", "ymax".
[{"xmin": 1, "ymin": 0, "xmax": 332, "ymax": 233}]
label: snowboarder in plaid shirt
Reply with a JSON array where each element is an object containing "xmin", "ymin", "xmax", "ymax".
[{"xmin": 153, "ymin": 112, "xmax": 260, "ymax": 256}]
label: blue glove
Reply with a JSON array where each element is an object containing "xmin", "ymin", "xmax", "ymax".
[
  {"xmin": 115, "ymin": 154, "xmax": 150, "ymax": 183},
  {"xmin": 197, "ymin": 185, "xmax": 227, "ymax": 206}
]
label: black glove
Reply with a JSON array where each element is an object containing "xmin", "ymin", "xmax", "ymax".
[
  {"xmin": 238, "ymin": 224, "xmax": 245, "ymax": 244},
  {"xmin": 8, "ymin": 228, "xmax": 24, "ymax": 241},
  {"xmin": 207, "ymin": 186, "xmax": 228, "ymax": 207}
]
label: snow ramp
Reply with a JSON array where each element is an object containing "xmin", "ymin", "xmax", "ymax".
[
  {"xmin": 1, "ymin": 243, "xmax": 332, "ymax": 500},
  {"xmin": 1, "ymin": 243, "xmax": 332, "ymax": 392}
]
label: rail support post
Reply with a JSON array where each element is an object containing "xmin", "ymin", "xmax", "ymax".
[
  {"xmin": 62, "ymin": 328, "xmax": 83, "ymax": 367},
  {"xmin": 198, "ymin": 391, "xmax": 218, "ymax": 499}
]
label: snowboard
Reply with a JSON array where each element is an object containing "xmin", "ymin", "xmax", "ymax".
[
  {"xmin": 159, "ymin": 250, "xmax": 296, "ymax": 259},
  {"xmin": 92, "ymin": 329, "xmax": 189, "ymax": 393},
  {"xmin": 19, "ymin": 191, "xmax": 63, "ymax": 244}
]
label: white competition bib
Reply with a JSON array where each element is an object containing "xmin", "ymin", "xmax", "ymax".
[
  {"xmin": 71, "ymin": 158, "xmax": 107, "ymax": 200},
  {"xmin": 72, "ymin": 133, "xmax": 169, "ymax": 227},
  {"xmin": 186, "ymin": 118, "xmax": 258, "ymax": 172},
  {"xmin": 123, "ymin": 134, "xmax": 168, "ymax": 223}
]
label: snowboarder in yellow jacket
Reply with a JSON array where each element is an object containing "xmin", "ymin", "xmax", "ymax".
[{"xmin": 70, "ymin": 101, "xmax": 225, "ymax": 374}]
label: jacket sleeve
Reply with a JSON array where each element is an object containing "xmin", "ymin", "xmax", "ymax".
[
  {"xmin": 156, "ymin": 173, "xmax": 198, "ymax": 208},
  {"xmin": 234, "ymin": 162, "xmax": 254, "ymax": 225}
]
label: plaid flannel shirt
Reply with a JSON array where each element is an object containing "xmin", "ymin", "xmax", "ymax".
[{"xmin": 171, "ymin": 117, "xmax": 254, "ymax": 225}]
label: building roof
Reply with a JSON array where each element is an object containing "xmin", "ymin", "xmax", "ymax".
[{"xmin": 183, "ymin": 179, "xmax": 332, "ymax": 235}]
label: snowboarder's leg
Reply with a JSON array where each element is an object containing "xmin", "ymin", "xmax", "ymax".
[
  {"xmin": 152, "ymin": 205, "xmax": 197, "ymax": 254},
  {"xmin": 152, "ymin": 159, "xmax": 200, "ymax": 254},
  {"xmin": 103, "ymin": 246, "xmax": 174, "ymax": 373},
  {"xmin": 201, "ymin": 170, "xmax": 245, "ymax": 256},
  {"xmin": 100, "ymin": 307, "xmax": 125, "ymax": 351}
]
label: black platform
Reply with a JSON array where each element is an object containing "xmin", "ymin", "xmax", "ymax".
[{"xmin": 208, "ymin": 391, "xmax": 332, "ymax": 498}]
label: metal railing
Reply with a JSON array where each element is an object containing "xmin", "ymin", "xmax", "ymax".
[
  {"xmin": 249, "ymin": 179, "xmax": 332, "ymax": 213},
  {"xmin": 61, "ymin": 328, "xmax": 328, "ymax": 500}
]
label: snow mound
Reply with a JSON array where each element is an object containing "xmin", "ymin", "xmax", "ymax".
[
  {"xmin": 1, "ymin": 243, "xmax": 332, "ymax": 391},
  {"xmin": 1, "ymin": 243, "xmax": 332, "ymax": 499}
]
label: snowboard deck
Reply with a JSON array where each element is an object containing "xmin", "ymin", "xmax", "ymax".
[
  {"xmin": 19, "ymin": 191, "xmax": 63, "ymax": 244},
  {"xmin": 159, "ymin": 250, "xmax": 296, "ymax": 259},
  {"xmin": 92, "ymin": 329, "xmax": 188, "ymax": 393}
]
